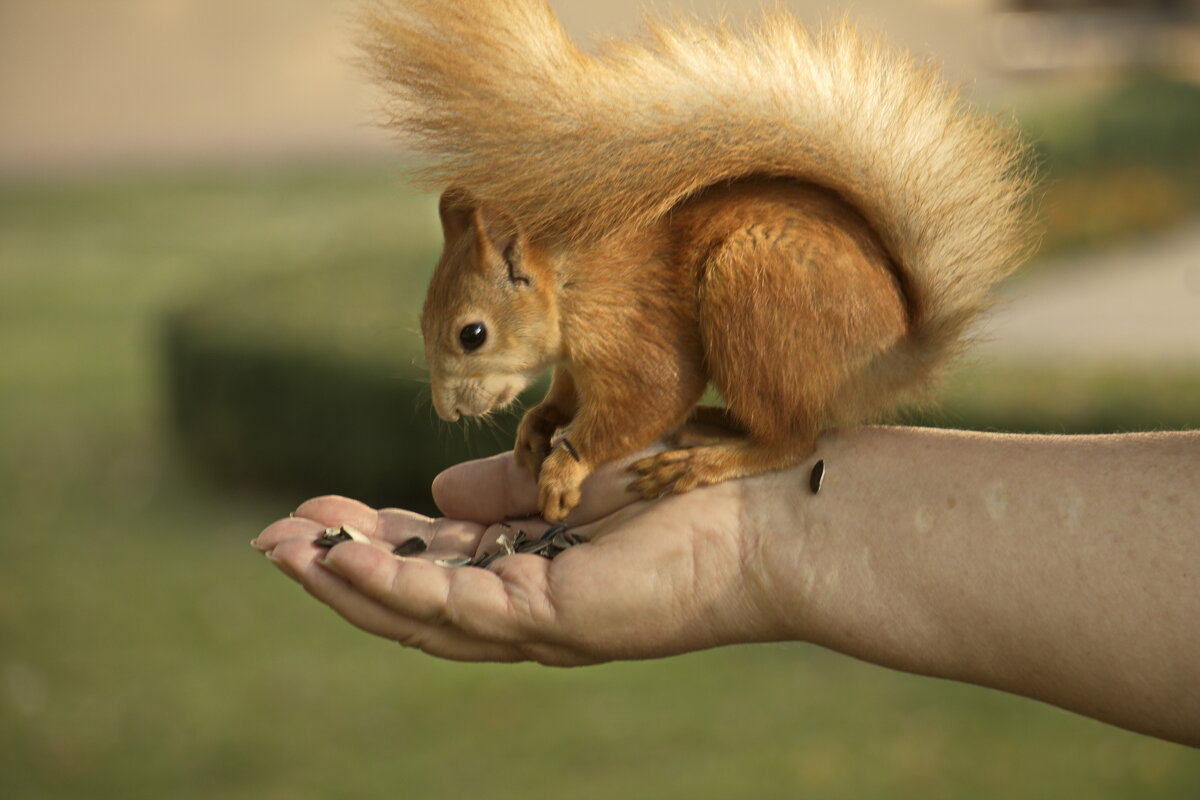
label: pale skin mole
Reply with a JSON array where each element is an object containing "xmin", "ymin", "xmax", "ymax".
[
  {"xmin": 1058, "ymin": 484, "xmax": 1086, "ymax": 534},
  {"xmin": 984, "ymin": 480, "xmax": 1009, "ymax": 521}
]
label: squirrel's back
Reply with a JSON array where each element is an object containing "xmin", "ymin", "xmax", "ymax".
[{"xmin": 360, "ymin": 0, "xmax": 1035, "ymax": 401}]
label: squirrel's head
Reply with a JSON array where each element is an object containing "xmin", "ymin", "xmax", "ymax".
[{"xmin": 421, "ymin": 188, "xmax": 561, "ymax": 422}]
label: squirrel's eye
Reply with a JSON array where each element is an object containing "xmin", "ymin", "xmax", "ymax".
[{"xmin": 458, "ymin": 322, "xmax": 487, "ymax": 352}]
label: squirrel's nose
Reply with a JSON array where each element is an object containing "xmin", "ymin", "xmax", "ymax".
[{"xmin": 430, "ymin": 389, "xmax": 460, "ymax": 422}]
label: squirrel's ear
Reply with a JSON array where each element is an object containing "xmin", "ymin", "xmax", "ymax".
[
  {"xmin": 438, "ymin": 187, "xmax": 477, "ymax": 242},
  {"xmin": 474, "ymin": 205, "xmax": 531, "ymax": 287}
]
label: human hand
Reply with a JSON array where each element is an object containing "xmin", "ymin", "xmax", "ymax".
[{"xmin": 252, "ymin": 449, "xmax": 815, "ymax": 665}]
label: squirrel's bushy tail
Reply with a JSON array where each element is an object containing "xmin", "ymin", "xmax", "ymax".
[{"xmin": 359, "ymin": 0, "xmax": 1035, "ymax": 404}]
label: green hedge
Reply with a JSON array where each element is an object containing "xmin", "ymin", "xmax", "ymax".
[
  {"xmin": 163, "ymin": 255, "xmax": 1197, "ymax": 513},
  {"xmin": 162, "ymin": 257, "xmax": 545, "ymax": 514},
  {"xmin": 896, "ymin": 364, "xmax": 1200, "ymax": 435},
  {"xmin": 1029, "ymin": 73, "xmax": 1200, "ymax": 179},
  {"xmin": 1026, "ymin": 73, "xmax": 1200, "ymax": 255}
]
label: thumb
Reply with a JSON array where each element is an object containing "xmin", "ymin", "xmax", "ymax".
[
  {"xmin": 431, "ymin": 451, "xmax": 537, "ymax": 523},
  {"xmin": 432, "ymin": 445, "xmax": 667, "ymax": 525}
]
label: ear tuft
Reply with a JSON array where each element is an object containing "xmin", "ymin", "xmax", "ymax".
[
  {"xmin": 476, "ymin": 205, "xmax": 519, "ymax": 259},
  {"xmin": 438, "ymin": 187, "xmax": 477, "ymax": 242},
  {"xmin": 474, "ymin": 205, "xmax": 531, "ymax": 286}
]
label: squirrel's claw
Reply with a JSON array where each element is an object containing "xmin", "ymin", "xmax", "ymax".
[{"xmin": 514, "ymin": 416, "xmax": 556, "ymax": 479}]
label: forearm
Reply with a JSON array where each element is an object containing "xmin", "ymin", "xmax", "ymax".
[{"xmin": 776, "ymin": 427, "xmax": 1200, "ymax": 746}]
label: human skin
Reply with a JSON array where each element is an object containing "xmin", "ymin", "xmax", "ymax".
[{"xmin": 253, "ymin": 427, "xmax": 1200, "ymax": 747}]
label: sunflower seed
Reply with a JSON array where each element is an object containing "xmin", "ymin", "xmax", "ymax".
[
  {"xmin": 472, "ymin": 551, "xmax": 501, "ymax": 569},
  {"xmin": 392, "ymin": 537, "xmax": 428, "ymax": 557},
  {"xmin": 313, "ymin": 527, "xmax": 352, "ymax": 548},
  {"xmin": 434, "ymin": 555, "xmax": 473, "ymax": 568},
  {"xmin": 340, "ymin": 525, "xmax": 370, "ymax": 544},
  {"xmin": 810, "ymin": 459, "xmax": 825, "ymax": 495},
  {"xmin": 558, "ymin": 437, "xmax": 581, "ymax": 463},
  {"xmin": 457, "ymin": 523, "xmax": 588, "ymax": 568}
]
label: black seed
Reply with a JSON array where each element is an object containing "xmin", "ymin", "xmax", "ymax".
[
  {"xmin": 809, "ymin": 460, "xmax": 825, "ymax": 495},
  {"xmin": 558, "ymin": 437, "xmax": 581, "ymax": 462},
  {"xmin": 472, "ymin": 551, "xmax": 501, "ymax": 569},
  {"xmin": 313, "ymin": 530, "xmax": 352, "ymax": 548},
  {"xmin": 541, "ymin": 524, "xmax": 568, "ymax": 539},
  {"xmin": 392, "ymin": 537, "xmax": 428, "ymax": 557}
]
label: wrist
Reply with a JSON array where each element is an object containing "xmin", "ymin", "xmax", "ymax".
[
  {"xmin": 758, "ymin": 428, "xmax": 959, "ymax": 670},
  {"xmin": 744, "ymin": 428, "xmax": 928, "ymax": 654},
  {"xmin": 739, "ymin": 461, "xmax": 830, "ymax": 645}
]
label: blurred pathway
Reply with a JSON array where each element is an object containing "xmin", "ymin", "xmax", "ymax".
[{"xmin": 976, "ymin": 220, "xmax": 1200, "ymax": 365}]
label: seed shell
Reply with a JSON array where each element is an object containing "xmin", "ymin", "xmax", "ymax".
[
  {"xmin": 340, "ymin": 525, "xmax": 370, "ymax": 544},
  {"xmin": 809, "ymin": 460, "xmax": 825, "ymax": 495},
  {"xmin": 393, "ymin": 537, "xmax": 428, "ymax": 557},
  {"xmin": 472, "ymin": 551, "xmax": 502, "ymax": 569},
  {"xmin": 313, "ymin": 527, "xmax": 352, "ymax": 548}
]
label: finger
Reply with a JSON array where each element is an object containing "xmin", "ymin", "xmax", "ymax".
[
  {"xmin": 266, "ymin": 538, "xmax": 522, "ymax": 662},
  {"xmin": 432, "ymin": 452, "xmax": 536, "ymax": 522},
  {"xmin": 372, "ymin": 508, "xmax": 437, "ymax": 551},
  {"xmin": 294, "ymin": 495, "xmax": 380, "ymax": 535},
  {"xmin": 252, "ymin": 516, "xmax": 326, "ymax": 552},
  {"xmin": 256, "ymin": 504, "xmax": 397, "ymax": 557},
  {"xmin": 433, "ymin": 445, "xmax": 669, "ymax": 525},
  {"xmin": 319, "ymin": 540, "xmax": 577, "ymax": 652},
  {"xmin": 425, "ymin": 517, "xmax": 490, "ymax": 558}
]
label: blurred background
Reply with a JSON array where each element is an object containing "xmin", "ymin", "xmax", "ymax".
[{"xmin": 2, "ymin": 0, "xmax": 1198, "ymax": 797}]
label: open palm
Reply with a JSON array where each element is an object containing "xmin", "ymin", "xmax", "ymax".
[{"xmin": 254, "ymin": 450, "xmax": 799, "ymax": 665}]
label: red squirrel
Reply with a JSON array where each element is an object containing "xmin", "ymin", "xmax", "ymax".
[{"xmin": 358, "ymin": 1, "xmax": 1034, "ymax": 521}]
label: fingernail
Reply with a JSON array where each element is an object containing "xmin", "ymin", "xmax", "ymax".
[
  {"xmin": 263, "ymin": 548, "xmax": 280, "ymax": 562},
  {"xmin": 250, "ymin": 538, "xmax": 268, "ymax": 552},
  {"xmin": 317, "ymin": 556, "xmax": 343, "ymax": 577}
]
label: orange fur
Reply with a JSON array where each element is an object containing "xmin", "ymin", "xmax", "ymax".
[{"xmin": 360, "ymin": 1, "xmax": 1036, "ymax": 521}]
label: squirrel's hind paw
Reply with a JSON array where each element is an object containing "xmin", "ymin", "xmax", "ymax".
[
  {"xmin": 629, "ymin": 437, "xmax": 815, "ymax": 498},
  {"xmin": 628, "ymin": 448, "xmax": 726, "ymax": 498}
]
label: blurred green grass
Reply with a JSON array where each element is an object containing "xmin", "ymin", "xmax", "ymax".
[
  {"xmin": 2, "ymin": 167, "xmax": 1198, "ymax": 800},
  {"xmin": 1026, "ymin": 73, "xmax": 1200, "ymax": 256}
]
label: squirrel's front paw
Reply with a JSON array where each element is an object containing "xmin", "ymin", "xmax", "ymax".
[
  {"xmin": 515, "ymin": 412, "xmax": 556, "ymax": 478},
  {"xmin": 537, "ymin": 449, "xmax": 589, "ymax": 522}
]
